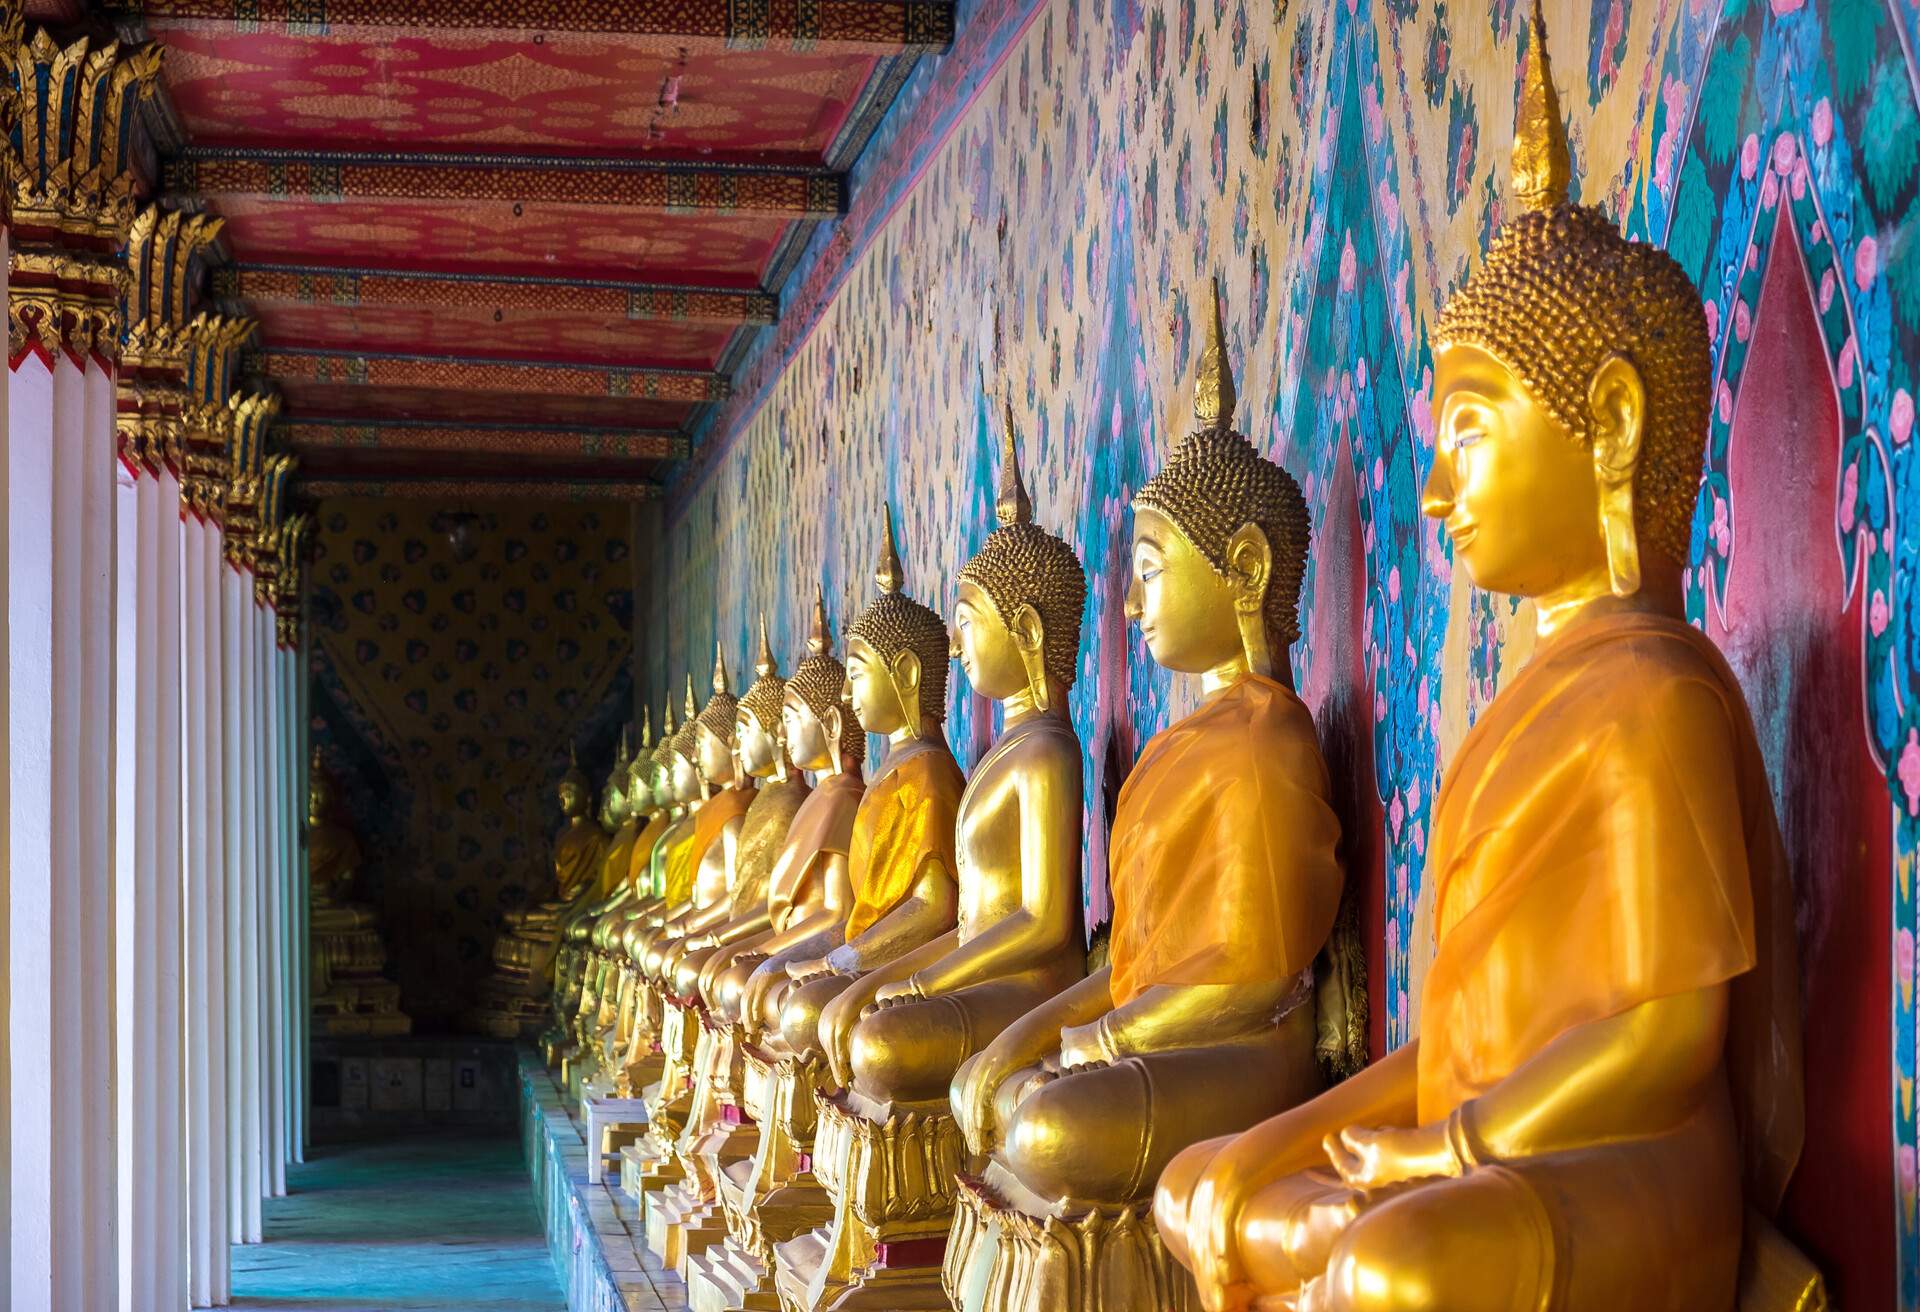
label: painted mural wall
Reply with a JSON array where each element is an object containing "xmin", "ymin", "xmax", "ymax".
[
  {"xmin": 650, "ymin": 0, "xmax": 1920, "ymax": 1300},
  {"xmin": 308, "ymin": 500, "xmax": 638, "ymax": 1028}
]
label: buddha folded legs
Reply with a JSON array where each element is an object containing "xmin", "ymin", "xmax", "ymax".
[
  {"xmin": 1154, "ymin": 15, "xmax": 1823, "ymax": 1310},
  {"xmin": 943, "ymin": 283, "xmax": 1342, "ymax": 1312}
]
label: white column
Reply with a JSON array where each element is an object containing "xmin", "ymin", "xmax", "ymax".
[
  {"xmin": 276, "ymin": 642, "xmax": 297, "ymax": 1175},
  {"xmin": 198, "ymin": 517, "xmax": 231, "ymax": 1306},
  {"xmin": 257, "ymin": 598, "xmax": 285, "ymax": 1198},
  {"xmin": 6, "ymin": 332, "xmax": 121, "ymax": 1310},
  {"xmin": 153, "ymin": 466, "xmax": 187, "ymax": 1311},
  {"xmin": 112, "ymin": 456, "xmax": 139, "ymax": 1312},
  {"xmin": 292, "ymin": 632, "xmax": 309, "ymax": 1164}
]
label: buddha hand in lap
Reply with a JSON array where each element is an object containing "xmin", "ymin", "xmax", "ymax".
[
  {"xmin": 942, "ymin": 283, "xmax": 1341, "ymax": 1312},
  {"xmin": 1154, "ymin": 13, "xmax": 1822, "ymax": 1310}
]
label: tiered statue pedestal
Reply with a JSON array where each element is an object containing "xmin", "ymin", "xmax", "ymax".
[
  {"xmin": 769, "ymin": 1089, "xmax": 962, "ymax": 1312},
  {"xmin": 685, "ymin": 1044, "xmax": 833, "ymax": 1312},
  {"xmin": 942, "ymin": 1172, "xmax": 1197, "ymax": 1312}
]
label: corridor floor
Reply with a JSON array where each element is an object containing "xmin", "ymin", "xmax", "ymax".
[{"xmin": 230, "ymin": 1132, "xmax": 565, "ymax": 1311}]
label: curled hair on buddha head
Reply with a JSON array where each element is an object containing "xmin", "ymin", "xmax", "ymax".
[
  {"xmin": 1133, "ymin": 276, "xmax": 1311, "ymax": 648},
  {"xmin": 1433, "ymin": 0, "xmax": 1710, "ymax": 568},
  {"xmin": 650, "ymin": 697, "xmax": 679, "ymax": 773},
  {"xmin": 956, "ymin": 400, "xmax": 1087, "ymax": 689},
  {"xmin": 846, "ymin": 505, "xmax": 952, "ymax": 727},
  {"xmin": 560, "ymin": 740, "xmax": 592, "ymax": 797},
  {"xmin": 694, "ymin": 641, "xmax": 740, "ymax": 744},
  {"xmin": 737, "ymin": 614, "xmax": 788, "ymax": 734},
  {"xmin": 671, "ymin": 674, "xmax": 702, "ymax": 764},
  {"xmin": 788, "ymin": 586, "xmax": 866, "ymax": 767}
]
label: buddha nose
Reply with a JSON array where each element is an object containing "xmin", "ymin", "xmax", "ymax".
[{"xmin": 1420, "ymin": 454, "xmax": 1455, "ymax": 521}]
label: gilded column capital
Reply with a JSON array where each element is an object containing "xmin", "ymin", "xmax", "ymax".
[
  {"xmin": 118, "ymin": 206, "xmax": 226, "ymax": 476},
  {"xmin": 5, "ymin": 29, "xmax": 163, "ymax": 366}
]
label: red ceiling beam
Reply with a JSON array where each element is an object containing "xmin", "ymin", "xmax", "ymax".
[
  {"xmin": 296, "ymin": 476, "xmax": 661, "ymax": 501},
  {"xmin": 167, "ymin": 149, "xmax": 843, "ymax": 218},
  {"xmin": 217, "ymin": 265, "xmax": 777, "ymax": 327},
  {"xmin": 127, "ymin": 0, "xmax": 955, "ymax": 55},
  {"xmin": 277, "ymin": 421, "xmax": 689, "ymax": 461},
  {"xmin": 248, "ymin": 348, "xmax": 728, "ymax": 402}
]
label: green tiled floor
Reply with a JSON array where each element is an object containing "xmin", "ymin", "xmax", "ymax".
[{"xmin": 230, "ymin": 1132, "xmax": 565, "ymax": 1311}]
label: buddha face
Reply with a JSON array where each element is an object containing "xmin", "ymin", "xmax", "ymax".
[
  {"xmin": 696, "ymin": 722, "xmax": 736, "ymax": 787},
  {"xmin": 781, "ymin": 689, "xmax": 833, "ymax": 771},
  {"xmin": 844, "ymin": 635, "xmax": 911, "ymax": 736},
  {"xmin": 951, "ymin": 579, "xmax": 1027, "ymax": 702},
  {"xmin": 308, "ymin": 775, "xmax": 333, "ymax": 826},
  {"xmin": 626, "ymin": 760, "xmax": 651, "ymax": 814},
  {"xmin": 557, "ymin": 778, "xmax": 587, "ymax": 818},
  {"xmin": 1422, "ymin": 344, "xmax": 1610, "ymax": 599},
  {"xmin": 1125, "ymin": 506, "xmax": 1243, "ymax": 674},
  {"xmin": 650, "ymin": 762, "xmax": 672, "ymax": 809},
  {"xmin": 670, "ymin": 750, "xmax": 703, "ymax": 803},
  {"xmin": 736, "ymin": 708, "xmax": 780, "ymax": 778}
]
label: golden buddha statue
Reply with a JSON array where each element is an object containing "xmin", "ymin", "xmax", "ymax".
[
  {"xmin": 465, "ymin": 745, "xmax": 609, "ymax": 1039},
  {"xmin": 1152, "ymin": 11, "xmax": 1822, "ymax": 1311},
  {"xmin": 683, "ymin": 590, "xmax": 873, "ymax": 1312},
  {"xmin": 649, "ymin": 623, "xmax": 816, "ymax": 1269},
  {"xmin": 307, "ymin": 748, "xmax": 412, "ymax": 1037},
  {"xmin": 552, "ymin": 730, "xmax": 640, "ymax": 1079},
  {"xmin": 942, "ymin": 283, "xmax": 1342, "ymax": 1312},
  {"xmin": 779, "ymin": 405, "xmax": 1091, "ymax": 1311}
]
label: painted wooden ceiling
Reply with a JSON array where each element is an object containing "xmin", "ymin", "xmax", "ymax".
[{"xmin": 63, "ymin": 0, "xmax": 949, "ymax": 497}]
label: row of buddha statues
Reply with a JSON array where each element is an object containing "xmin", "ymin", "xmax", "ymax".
[
  {"xmin": 306, "ymin": 748, "xmax": 412, "ymax": 1036},
  {"xmin": 468, "ymin": 13, "xmax": 1824, "ymax": 1310}
]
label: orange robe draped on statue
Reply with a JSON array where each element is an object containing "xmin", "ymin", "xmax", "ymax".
[
  {"xmin": 768, "ymin": 770, "xmax": 865, "ymax": 931},
  {"xmin": 680, "ymin": 785, "xmax": 757, "ymax": 903},
  {"xmin": 1420, "ymin": 609, "xmax": 1803, "ymax": 1207},
  {"xmin": 844, "ymin": 749, "xmax": 964, "ymax": 941},
  {"xmin": 625, "ymin": 811, "xmax": 671, "ymax": 893},
  {"xmin": 1108, "ymin": 673, "xmax": 1343, "ymax": 1007}
]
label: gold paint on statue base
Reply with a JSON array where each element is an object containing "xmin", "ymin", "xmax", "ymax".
[
  {"xmin": 769, "ymin": 1091, "xmax": 964, "ymax": 1312},
  {"xmin": 944, "ymin": 1174, "xmax": 1196, "ymax": 1312}
]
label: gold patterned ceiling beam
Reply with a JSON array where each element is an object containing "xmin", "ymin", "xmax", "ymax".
[
  {"xmin": 276, "ymin": 420, "xmax": 689, "ymax": 461},
  {"xmin": 247, "ymin": 348, "xmax": 728, "ymax": 402},
  {"xmin": 213, "ymin": 265, "xmax": 777, "ymax": 327},
  {"xmin": 166, "ymin": 149, "xmax": 843, "ymax": 218},
  {"xmin": 122, "ymin": 0, "xmax": 955, "ymax": 56},
  {"xmin": 295, "ymin": 476, "xmax": 661, "ymax": 502}
]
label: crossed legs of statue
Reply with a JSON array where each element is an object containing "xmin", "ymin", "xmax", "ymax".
[
  {"xmin": 1158, "ymin": 1102, "xmax": 1741, "ymax": 1312},
  {"xmin": 848, "ymin": 976, "xmax": 1060, "ymax": 1105}
]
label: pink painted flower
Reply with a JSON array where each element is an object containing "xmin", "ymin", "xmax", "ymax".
[
  {"xmin": 1372, "ymin": 455, "xmax": 1384, "ymax": 491},
  {"xmin": 1900, "ymin": 1144, "xmax": 1917, "ymax": 1203},
  {"xmin": 1704, "ymin": 297, "xmax": 1720, "ymax": 343},
  {"xmin": 1771, "ymin": 0, "xmax": 1804, "ymax": 12},
  {"xmin": 1901, "ymin": 728, "xmax": 1920, "ymax": 817},
  {"xmin": 1389, "ymin": 792, "xmax": 1404, "ymax": 840},
  {"xmin": 1339, "ymin": 233, "xmax": 1357, "ymax": 293},
  {"xmin": 1841, "ymin": 462, "xmax": 1858, "ymax": 529},
  {"xmin": 1734, "ymin": 297, "xmax": 1752, "ymax": 343},
  {"xmin": 1394, "ymin": 862, "xmax": 1409, "ymax": 905},
  {"xmin": 1387, "ymin": 565, "xmax": 1401, "ymax": 603},
  {"xmin": 1812, "ymin": 98, "xmax": 1833, "ymax": 148},
  {"xmin": 1771, "ymin": 132, "xmax": 1798, "ymax": 175},
  {"xmin": 1893, "ymin": 389, "xmax": 1914, "ymax": 445},
  {"xmin": 1712, "ymin": 495, "xmax": 1731, "ymax": 554},
  {"xmin": 1375, "ymin": 690, "xmax": 1387, "ymax": 722},
  {"xmin": 1760, "ymin": 171, "xmax": 1779, "ymax": 212},
  {"xmin": 1872, "ymin": 589, "xmax": 1890, "ymax": 636},
  {"xmin": 1741, "ymin": 133, "xmax": 1761, "ymax": 180},
  {"xmin": 1356, "ymin": 356, "xmax": 1369, "ymax": 391},
  {"xmin": 1793, "ymin": 158, "xmax": 1810, "ymax": 199},
  {"xmin": 1386, "ymin": 917, "xmax": 1401, "ymax": 959},
  {"xmin": 1718, "ymin": 379, "xmax": 1734, "ymax": 424},
  {"xmin": 1417, "ymin": 675, "xmax": 1429, "ymax": 715},
  {"xmin": 1820, "ymin": 266, "xmax": 1836, "ymax": 314},
  {"xmin": 1856, "ymin": 234, "xmax": 1879, "ymax": 292},
  {"xmin": 1898, "ymin": 927, "xmax": 1915, "ymax": 995}
]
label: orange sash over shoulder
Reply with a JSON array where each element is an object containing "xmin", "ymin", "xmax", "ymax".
[
  {"xmin": 1418, "ymin": 610, "xmax": 1803, "ymax": 1209},
  {"xmin": 1106, "ymin": 674, "xmax": 1342, "ymax": 1008},
  {"xmin": 681, "ymin": 785, "xmax": 756, "ymax": 903},
  {"xmin": 844, "ymin": 747, "xmax": 964, "ymax": 940},
  {"xmin": 769, "ymin": 770, "xmax": 865, "ymax": 930},
  {"xmin": 625, "ymin": 811, "xmax": 671, "ymax": 892}
]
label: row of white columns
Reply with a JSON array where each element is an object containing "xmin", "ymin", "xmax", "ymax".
[{"xmin": 2, "ymin": 263, "xmax": 310, "ymax": 1308}]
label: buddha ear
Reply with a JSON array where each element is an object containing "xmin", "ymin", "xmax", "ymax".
[
  {"xmin": 820, "ymin": 703, "xmax": 845, "ymax": 774},
  {"xmin": 1226, "ymin": 522, "xmax": 1275, "ymax": 678},
  {"xmin": 1009, "ymin": 601, "xmax": 1051, "ymax": 712},
  {"xmin": 1588, "ymin": 354, "xmax": 1645, "ymax": 597},
  {"xmin": 888, "ymin": 648, "xmax": 924, "ymax": 738}
]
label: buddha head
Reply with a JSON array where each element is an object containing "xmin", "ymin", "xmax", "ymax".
[
  {"xmin": 694, "ymin": 643, "xmax": 742, "ymax": 789},
  {"xmin": 954, "ymin": 402, "xmax": 1087, "ymax": 710},
  {"xmin": 1422, "ymin": 0, "xmax": 1707, "ymax": 608},
  {"xmin": 558, "ymin": 743, "xmax": 592, "ymax": 820},
  {"xmin": 600, "ymin": 726, "xmax": 634, "ymax": 829},
  {"xmin": 649, "ymin": 696, "xmax": 681, "ymax": 812},
  {"xmin": 625, "ymin": 708, "xmax": 657, "ymax": 817},
  {"xmin": 845, "ymin": 506, "xmax": 951, "ymax": 739},
  {"xmin": 1128, "ymin": 279, "xmax": 1310, "ymax": 680},
  {"xmin": 669, "ymin": 675, "xmax": 706, "ymax": 804},
  {"xmin": 736, "ymin": 616, "xmax": 790, "ymax": 779},
  {"xmin": 784, "ymin": 587, "xmax": 865, "ymax": 775}
]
